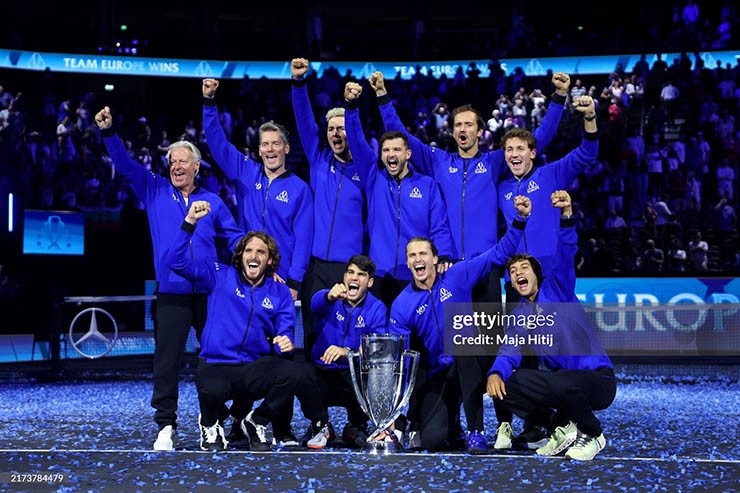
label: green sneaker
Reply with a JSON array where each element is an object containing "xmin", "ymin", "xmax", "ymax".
[
  {"xmin": 536, "ymin": 421, "xmax": 577, "ymax": 456},
  {"xmin": 564, "ymin": 432, "xmax": 606, "ymax": 461}
]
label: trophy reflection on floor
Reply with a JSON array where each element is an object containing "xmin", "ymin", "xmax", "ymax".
[{"xmin": 348, "ymin": 333, "xmax": 419, "ymax": 454}]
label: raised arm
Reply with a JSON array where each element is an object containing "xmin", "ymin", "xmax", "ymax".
[
  {"xmin": 165, "ymin": 201, "xmax": 217, "ymax": 291},
  {"xmin": 95, "ymin": 106, "xmax": 158, "ymax": 199},
  {"xmin": 290, "ymin": 57, "xmax": 322, "ymax": 164},
  {"xmin": 202, "ymin": 78, "xmax": 255, "ymax": 181},
  {"xmin": 551, "ymin": 95, "xmax": 599, "ymax": 187},
  {"xmin": 531, "ymin": 72, "xmax": 570, "ymax": 153},
  {"xmin": 344, "ymin": 81, "xmax": 377, "ymax": 186},
  {"xmin": 550, "ymin": 190, "xmax": 578, "ymax": 295}
]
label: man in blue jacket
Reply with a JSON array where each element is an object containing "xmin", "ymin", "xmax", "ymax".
[
  {"xmin": 494, "ymin": 94, "xmax": 600, "ymax": 450},
  {"xmin": 369, "ymin": 70, "xmax": 570, "ymax": 453},
  {"xmin": 95, "ymin": 107, "xmax": 243, "ymax": 452},
  {"xmin": 166, "ymin": 202, "xmax": 332, "ymax": 452},
  {"xmin": 309, "ymin": 254, "xmax": 388, "ymax": 448},
  {"xmin": 487, "ymin": 190, "xmax": 617, "ymax": 461},
  {"xmin": 344, "ymin": 81, "xmax": 456, "ymax": 309},
  {"xmin": 290, "ymin": 58, "xmax": 367, "ymax": 357},
  {"xmin": 202, "ymin": 78, "xmax": 313, "ymax": 301},
  {"xmin": 389, "ymin": 195, "xmax": 531, "ymax": 452}
]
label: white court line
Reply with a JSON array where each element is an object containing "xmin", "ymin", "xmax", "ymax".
[{"xmin": 0, "ymin": 449, "xmax": 738, "ymax": 464}]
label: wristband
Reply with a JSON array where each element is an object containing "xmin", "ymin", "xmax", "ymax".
[{"xmin": 584, "ymin": 114, "xmax": 597, "ymax": 121}]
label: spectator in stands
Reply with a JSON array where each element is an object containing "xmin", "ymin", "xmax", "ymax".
[{"xmin": 688, "ymin": 230, "xmax": 709, "ymax": 272}]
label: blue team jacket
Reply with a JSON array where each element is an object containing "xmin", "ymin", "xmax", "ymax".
[
  {"xmin": 203, "ymin": 100, "xmax": 314, "ymax": 290},
  {"xmin": 378, "ymin": 92, "xmax": 566, "ymax": 259},
  {"xmin": 498, "ymin": 133, "xmax": 598, "ymax": 277},
  {"xmin": 166, "ymin": 222, "xmax": 296, "ymax": 363},
  {"xmin": 292, "ymin": 81, "xmax": 366, "ymax": 262},
  {"xmin": 345, "ymin": 103, "xmax": 456, "ymax": 280},
  {"xmin": 489, "ymin": 219, "xmax": 613, "ymax": 382},
  {"xmin": 390, "ymin": 218, "xmax": 526, "ymax": 377},
  {"xmin": 309, "ymin": 289, "xmax": 388, "ymax": 369},
  {"xmin": 102, "ymin": 131, "xmax": 242, "ymax": 295}
]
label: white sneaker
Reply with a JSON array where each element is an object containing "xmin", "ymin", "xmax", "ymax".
[
  {"xmin": 493, "ymin": 422, "xmax": 513, "ymax": 450},
  {"xmin": 536, "ymin": 421, "xmax": 578, "ymax": 456},
  {"xmin": 153, "ymin": 425, "xmax": 175, "ymax": 451},
  {"xmin": 407, "ymin": 430, "xmax": 422, "ymax": 450},
  {"xmin": 564, "ymin": 432, "xmax": 607, "ymax": 461},
  {"xmin": 306, "ymin": 421, "xmax": 333, "ymax": 449}
]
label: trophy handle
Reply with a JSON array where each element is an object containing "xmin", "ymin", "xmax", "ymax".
[
  {"xmin": 348, "ymin": 351, "xmax": 372, "ymax": 418},
  {"xmin": 369, "ymin": 349, "xmax": 420, "ymax": 439}
]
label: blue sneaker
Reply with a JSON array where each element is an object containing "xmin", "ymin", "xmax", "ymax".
[{"xmin": 466, "ymin": 430, "xmax": 488, "ymax": 455}]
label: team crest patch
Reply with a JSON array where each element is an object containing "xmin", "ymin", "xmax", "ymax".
[
  {"xmin": 261, "ymin": 297, "xmax": 274, "ymax": 309},
  {"xmin": 276, "ymin": 190, "xmax": 289, "ymax": 203},
  {"xmin": 527, "ymin": 181, "xmax": 540, "ymax": 193},
  {"xmin": 409, "ymin": 187, "xmax": 423, "ymax": 199},
  {"xmin": 356, "ymin": 315, "xmax": 365, "ymax": 328},
  {"xmin": 474, "ymin": 162, "xmax": 487, "ymax": 174}
]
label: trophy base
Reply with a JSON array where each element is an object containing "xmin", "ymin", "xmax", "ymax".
[{"xmin": 362, "ymin": 435, "xmax": 404, "ymax": 455}]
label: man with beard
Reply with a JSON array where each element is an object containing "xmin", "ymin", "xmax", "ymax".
[
  {"xmin": 307, "ymin": 254, "xmax": 387, "ymax": 448},
  {"xmin": 290, "ymin": 58, "xmax": 367, "ymax": 359},
  {"xmin": 344, "ymin": 82, "xmax": 455, "ymax": 309},
  {"xmin": 487, "ymin": 191, "xmax": 616, "ymax": 461},
  {"xmin": 389, "ymin": 195, "xmax": 531, "ymax": 452},
  {"xmin": 166, "ymin": 202, "xmax": 331, "ymax": 452},
  {"xmin": 95, "ymin": 107, "xmax": 243, "ymax": 451}
]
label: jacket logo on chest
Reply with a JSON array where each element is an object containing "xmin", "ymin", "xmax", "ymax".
[
  {"xmin": 527, "ymin": 180, "xmax": 540, "ymax": 193},
  {"xmin": 504, "ymin": 192, "xmax": 513, "ymax": 201},
  {"xmin": 336, "ymin": 311, "xmax": 345, "ymax": 322},
  {"xmin": 409, "ymin": 187, "xmax": 423, "ymax": 199},
  {"xmin": 235, "ymin": 287, "xmax": 245, "ymax": 298},
  {"xmin": 262, "ymin": 297, "xmax": 274, "ymax": 309},
  {"xmin": 276, "ymin": 190, "xmax": 289, "ymax": 203},
  {"xmin": 356, "ymin": 315, "xmax": 365, "ymax": 328},
  {"xmin": 255, "ymin": 182, "xmax": 262, "ymax": 190},
  {"xmin": 416, "ymin": 304, "xmax": 427, "ymax": 315},
  {"xmin": 474, "ymin": 162, "xmax": 487, "ymax": 174},
  {"xmin": 440, "ymin": 288, "xmax": 453, "ymax": 302}
]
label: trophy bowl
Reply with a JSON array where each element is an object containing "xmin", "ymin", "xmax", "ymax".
[{"xmin": 348, "ymin": 333, "xmax": 419, "ymax": 454}]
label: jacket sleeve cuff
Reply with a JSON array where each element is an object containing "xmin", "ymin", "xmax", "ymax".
[
  {"xmin": 180, "ymin": 221, "xmax": 196, "ymax": 233},
  {"xmin": 100, "ymin": 127, "xmax": 115, "ymax": 138},
  {"xmin": 584, "ymin": 130, "xmax": 599, "ymax": 140},
  {"xmin": 203, "ymin": 97, "xmax": 217, "ymax": 107},
  {"xmin": 291, "ymin": 77, "xmax": 307, "ymax": 87},
  {"xmin": 287, "ymin": 278, "xmax": 302, "ymax": 292},
  {"xmin": 550, "ymin": 92, "xmax": 567, "ymax": 105},
  {"xmin": 512, "ymin": 217, "xmax": 527, "ymax": 230},
  {"xmin": 376, "ymin": 93, "xmax": 392, "ymax": 105},
  {"xmin": 344, "ymin": 98, "xmax": 360, "ymax": 111},
  {"xmin": 560, "ymin": 216, "xmax": 576, "ymax": 228}
]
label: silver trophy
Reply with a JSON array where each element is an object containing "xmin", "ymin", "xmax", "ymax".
[{"xmin": 348, "ymin": 333, "xmax": 419, "ymax": 454}]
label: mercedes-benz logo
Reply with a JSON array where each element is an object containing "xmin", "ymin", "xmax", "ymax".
[{"xmin": 68, "ymin": 307, "xmax": 119, "ymax": 359}]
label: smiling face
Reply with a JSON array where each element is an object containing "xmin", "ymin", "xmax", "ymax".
[
  {"xmin": 241, "ymin": 237, "xmax": 273, "ymax": 285},
  {"xmin": 326, "ymin": 115, "xmax": 348, "ymax": 158},
  {"xmin": 406, "ymin": 239, "xmax": 438, "ymax": 288},
  {"xmin": 508, "ymin": 259, "xmax": 539, "ymax": 300},
  {"xmin": 504, "ymin": 136, "xmax": 536, "ymax": 178},
  {"xmin": 381, "ymin": 137, "xmax": 411, "ymax": 179},
  {"xmin": 168, "ymin": 147, "xmax": 199, "ymax": 195},
  {"xmin": 258, "ymin": 130, "xmax": 289, "ymax": 175},
  {"xmin": 343, "ymin": 263, "xmax": 373, "ymax": 305},
  {"xmin": 452, "ymin": 110, "xmax": 482, "ymax": 154}
]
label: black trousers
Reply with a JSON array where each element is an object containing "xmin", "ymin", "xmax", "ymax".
[
  {"xmin": 300, "ymin": 257, "xmax": 347, "ymax": 357},
  {"xmin": 501, "ymin": 367, "xmax": 617, "ymax": 436},
  {"xmin": 407, "ymin": 364, "xmax": 462, "ymax": 451},
  {"xmin": 313, "ymin": 364, "xmax": 368, "ymax": 429},
  {"xmin": 151, "ymin": 292, "xmax": 208, "ymax": 430},
  {"xmin": 196, "ymin": 356, "xmax": 327, "ymax": 427}
]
